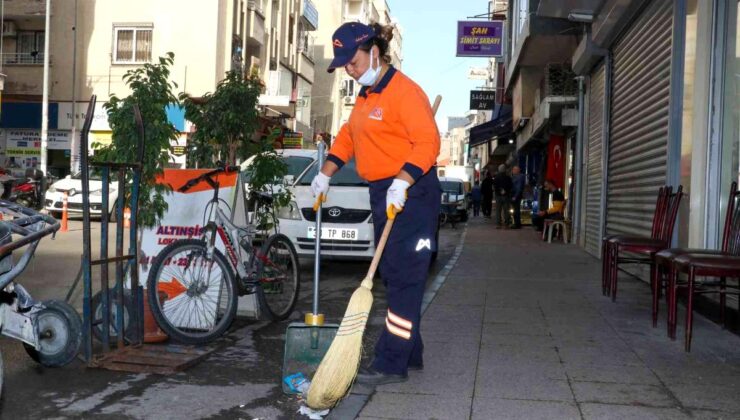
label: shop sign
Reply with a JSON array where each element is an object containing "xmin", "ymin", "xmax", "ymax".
[
  {"xmin": 282, "ymin": 131, "xmax": 303, "ymax": 149},
  {"xmin": 469, "ymin": 90, "xmax": 496, "ymax": 110},
  {"xmin": 456, "ymin": 21, "xmax": 504, "ymax": 57},
  {"xmin": 6, "ymin": 129, "xmax": 73, "ymax": 151}
]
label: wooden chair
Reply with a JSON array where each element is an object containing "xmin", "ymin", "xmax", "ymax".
[
  {"xmin": 654, "ymin": 182, "xmax": 739, "ymax": 331},
  {"xmin": 605, "ymin": 186, "xmax": 683, "ymax": 302},
  {"xmin": 600, "ymin": 187, "xmax": 672, "ymax": 298},
  {"xmin": 667, "ymin": 184, "xmax": 740, "ymax": 351}
]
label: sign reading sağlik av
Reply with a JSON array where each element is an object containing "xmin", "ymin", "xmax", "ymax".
[
  {"xmin": 456, "ymin": 21, "xmax": 504, "ymax": 57},
  {"xmin": 470, "ymin": 90, "xmax": 496, "ymax": 110}
]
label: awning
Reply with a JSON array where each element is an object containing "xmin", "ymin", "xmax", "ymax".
[{"xmin": 468, "ymin": 104, "xmax": 512, "ymax": 148}]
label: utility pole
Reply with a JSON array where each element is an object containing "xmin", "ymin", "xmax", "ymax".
[
  {"xmin": 40, "ymin": 0, "xmax": 51, "ymax": 175},
  {"xmin": 70, "ymin": 0, "xmax": 78, "ymax": 174}
]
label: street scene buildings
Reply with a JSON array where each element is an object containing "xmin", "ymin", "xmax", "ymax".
[{"xmin": 0, "ymin": 0, "xmax": 739, "ymax": 419}]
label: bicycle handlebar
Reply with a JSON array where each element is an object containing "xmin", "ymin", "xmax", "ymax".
[{"xmin": 178, "ymin": 164, "xmax": 241, "ymax": 193}]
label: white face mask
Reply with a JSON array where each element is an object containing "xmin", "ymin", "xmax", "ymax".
[{"xmin": 357, "ymin": 48, "xmax": 381, "ymax": 87}]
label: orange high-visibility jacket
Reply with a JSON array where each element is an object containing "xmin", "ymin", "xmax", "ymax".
[{"xmin": 327, "ymin": 67, "xmax": 440, "ymax": 182}]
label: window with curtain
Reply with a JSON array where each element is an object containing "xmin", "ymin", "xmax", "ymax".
[{"xmin": 114, "ymin": 26, "xmax": 153, "ymax": 64}]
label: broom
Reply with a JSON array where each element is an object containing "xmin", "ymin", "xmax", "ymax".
[{"xmin": 306, "ymin": 95, "xmax": 442, "ymax": 410}]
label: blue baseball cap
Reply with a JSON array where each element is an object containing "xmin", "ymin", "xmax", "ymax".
[{"xmin": 327, "ymin": 22, "xmax": 376, "ymax": 73}]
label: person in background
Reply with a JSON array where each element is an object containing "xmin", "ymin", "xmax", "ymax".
[
  {"xmin": 480, "ymin": 171, "xmax": 494, "ymax": 218},
  {"xmin": 471, "ymin": 180, "xmax": 482, "ymax": 217},
  {"xmin": 492, "ymin": 164, "xmax": 513, "ymax": 229},
  {"xmin": 510, "ymin": 165, "xmax": 526, "ymax": 229},
  {"xmin": 532, "ymin": 179, "xmax": 565, "ymax": 231}
]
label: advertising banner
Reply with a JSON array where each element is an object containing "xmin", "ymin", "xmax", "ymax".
[
  {"xmin": 456, "ymin": 21, "xmax": 504, "ymax": 57},
  {"xmin": 139, "ymin": 169, "xmax": 258, "ymax": 318}
]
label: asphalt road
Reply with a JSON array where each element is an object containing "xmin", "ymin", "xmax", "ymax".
[{"xmin": 0, "ymin": 219, "xmax": 465, "ymax": 419}]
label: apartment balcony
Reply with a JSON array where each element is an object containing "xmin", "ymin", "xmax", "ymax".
[
  {"xmin": 505, "ymin": 14, "xmax": 578, "ymax": 93},
  {"xmin": 516, "ymin": 63, "xmax": 578, "ymax": 151},
  {"xmin": 4, "ymin": 0, "xmax": 45, "ymax": 18},
  {"xmin": 2, "ymin": 52, "xmax": 45, "ymax": 66},
  {"xmin": 2, "ymin": 65, "xmax": 44, "ymax": 96},
  {"xmin": 247, "ymin": 1, "xmax": 266, "ymax": 47}
]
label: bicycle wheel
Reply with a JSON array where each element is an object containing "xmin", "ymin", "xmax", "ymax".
[
  {"xmin": 147, "ymin": 239, "xmax": 238, "ymax": 345},
  {"xmin": 255, "ymin": 234, "xmax": 300, "ymax": 321}
]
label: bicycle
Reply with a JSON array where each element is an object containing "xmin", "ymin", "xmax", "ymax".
[{"xmin": 146, "ymin": 165, "xmax": 300, "ymax": 345}]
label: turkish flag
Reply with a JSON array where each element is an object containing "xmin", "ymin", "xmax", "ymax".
[{"xmin": 545, "ymin": 134, "xmax": 565, "ymax": 189}]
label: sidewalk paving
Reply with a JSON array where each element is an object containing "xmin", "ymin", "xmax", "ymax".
[{"xmin": 357, "ymin": 217, "xmax": 740, "ymax": 420}]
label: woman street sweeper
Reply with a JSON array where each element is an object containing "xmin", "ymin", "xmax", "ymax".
[{"xmin": 310, "ymin": 21, "xmax": 441, "ymax": 386}]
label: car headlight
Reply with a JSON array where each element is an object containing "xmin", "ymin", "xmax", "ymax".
[
  {"xmin": 277, "ymin": 201, "xmax": 302, "ymax": 220},
  {"xmin": 67, "ymin": 188, "xmax": 77, "ymax": 197}
]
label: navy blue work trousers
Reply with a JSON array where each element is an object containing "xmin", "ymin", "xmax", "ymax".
[{"xmin": 368, "ymin": 170, "xmax": 441, "ymax": 375}]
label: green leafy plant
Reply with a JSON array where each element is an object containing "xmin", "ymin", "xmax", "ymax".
[
  {"xmin": 182, "ymin": 69, "xmax": 264, "ymax": 167},
  {"xmin": 183, "ymin": 68, "xmax": 293, "ymax": 231},
  {"xmin": 94, "ymin": 52, "xmax": 179, "ymax": 228}
]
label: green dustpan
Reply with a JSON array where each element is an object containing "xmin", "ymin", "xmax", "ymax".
[{"xmin": 282, "ymin": 142, "xmax": 338, "ymax": 394}]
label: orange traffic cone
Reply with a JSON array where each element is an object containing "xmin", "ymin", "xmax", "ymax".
[
  {"xmin": 61, "ymin": 192, "xmax": 69, "ymax": 232},
  {"xmin": 143, "ymin": 290, "xmax": 168, "ymax": 343},
  {"xmin": 123, "ymin": 207, "xmax": 131, "ymax": 228}
]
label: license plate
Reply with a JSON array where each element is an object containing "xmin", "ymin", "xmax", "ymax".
[{"xmin": 307, "ymin": 227, "xmax": 359, "ymax": 240}]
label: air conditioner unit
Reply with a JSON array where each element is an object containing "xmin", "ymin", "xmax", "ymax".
[{"xmin": 2, "ymin": 21, "xmax": 17, "ymax": 37}]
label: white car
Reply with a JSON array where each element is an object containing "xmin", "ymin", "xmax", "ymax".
[
  {"xmin": 277, "ymin": 159, "xmax": 374, "ymax": 260},
  {"xmin": 439, "ymin": 176, "xmax": 468, "ymax": 222},
  {"xmin": 44, "ymin": 171, "xmax": 118, "ymax": 219}
]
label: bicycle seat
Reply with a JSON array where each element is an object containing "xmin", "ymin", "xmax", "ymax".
[{"xmin": 0, "ymin": 222, "xmax": 13, "ymax": 274}]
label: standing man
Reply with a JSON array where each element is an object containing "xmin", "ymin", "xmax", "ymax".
[
  {"xmin": 510, "ymin": 165, "xmax": 526, "ymax": 229},
  {"xmin": 470, "ymin": 180, "xmax": 482, "ymax": 217},
  {"xmin": 480, "ymin": 171, "xmax": 493, "ymax": 218},
  {"xmin": 532, "ymin": 179, "xmax": 565, "ymax": 231},
  {"xmin": 311, "ymin": 22, "xmax": 441, "ymax": 384},
  {"xmin": 492, "ymin": 164, "xmax": 512, "ymax": 229}
]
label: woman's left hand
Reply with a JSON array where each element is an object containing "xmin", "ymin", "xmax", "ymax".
[{"xmin": 386, "ymin": 179, "xmax": 410, "ymax": 219}]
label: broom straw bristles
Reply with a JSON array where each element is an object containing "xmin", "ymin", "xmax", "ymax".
[{"xmin": 306, "ymin": 282, "xmax": 373, "ymax": 410}]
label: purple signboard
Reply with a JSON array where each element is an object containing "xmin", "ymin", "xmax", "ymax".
[{"xmin": 456, "ymin": 21, "xmax": 504, "ymax": 57}]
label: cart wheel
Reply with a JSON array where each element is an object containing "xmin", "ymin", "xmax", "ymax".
[
  {"xmin": 91, "ymin": 289, "xmax": 134, "ymax": 345},
  {"xmin": 24, "ymin": 300, "xmax": 82, "ymax": 367}
]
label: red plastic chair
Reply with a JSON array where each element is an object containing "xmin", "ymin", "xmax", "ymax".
[
  {"xmin": 667, "ymin": 184, "xmax": 740, "ymax": 351},
  {"xmin": 654, "ymin": 182, "xmax": 739, "ymax": 331},
  {"xmin": 601, "ymin": 187, "xmax": 676, "ymax": 301}
]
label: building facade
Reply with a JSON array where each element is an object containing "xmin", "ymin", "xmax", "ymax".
[
  {"xmin": 0, "ymin": 0, "xmax": 318, "ymax": 176},
  {"xmin": 498, "ymin": 0, "xmax": 740, "ymax": 279}
]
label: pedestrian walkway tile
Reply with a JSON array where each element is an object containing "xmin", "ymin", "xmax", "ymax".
[
  {"xmin": 359, "ymin": 392, "xmax": 471, "ymax": 420},
  {"xmin": 473, "ymin": 375, "xmax": 574, "ymax": 402},
  {"xmin": 471, "ymin": 398, "xmax": 580, "ymax": 420},
  {"xmin": 571, "ymin": 382, "xmax": 675, "ymax": 407},
  {"xmin": 579, "ymin": 403, "xmax": 690, "ymax": 420},
  {"xmin": 667, "ymin": 383, "xmax": 740, "ymax": 413},
  {"xmin": 564, "ymin": 363, "xmax": 661, "ymax": 385}
]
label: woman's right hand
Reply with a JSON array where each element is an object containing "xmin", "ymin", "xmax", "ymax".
[{"xmin": 311, "ymin": 172, "xmax": 331, "ymax": 209}]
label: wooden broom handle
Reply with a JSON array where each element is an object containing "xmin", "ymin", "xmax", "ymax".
[{"xmin": 362, "ymin": 95, "xmax": 443, "ymax": 286}]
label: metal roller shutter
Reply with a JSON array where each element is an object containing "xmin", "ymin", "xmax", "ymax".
[
  {"xmin": 584, "ymin": 63, "xmax": 605, "ymax": 256},
  {"xmin": 606, "ymin": 0, "xmax": 673, "ymax": 237}
]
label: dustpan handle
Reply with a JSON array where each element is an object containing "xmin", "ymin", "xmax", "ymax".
[{"xmin": 312, "ymin": 141, "xmax": 326, "ymax": 317}]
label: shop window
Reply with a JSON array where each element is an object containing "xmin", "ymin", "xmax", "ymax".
[{"xmin": 113, "ymin": 26, "xmax": 153, "ymax": 64}]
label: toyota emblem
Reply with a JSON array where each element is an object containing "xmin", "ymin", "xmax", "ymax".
[{"xmin": 328, "ymin": 207, "xmax": 342, "ymax": 217}]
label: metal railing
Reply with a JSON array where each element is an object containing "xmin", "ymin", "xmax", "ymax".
[{"xmin": 2, "ymin": 52, "xmax": 45, "ymax": 65}]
